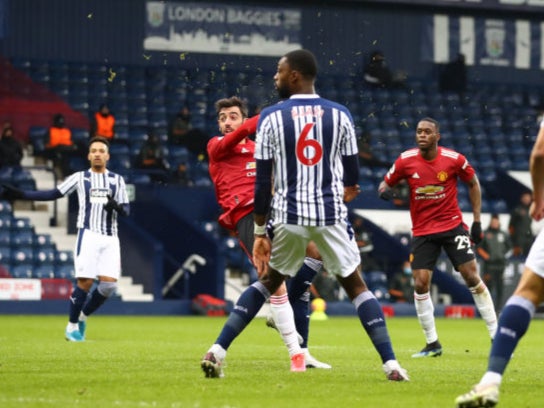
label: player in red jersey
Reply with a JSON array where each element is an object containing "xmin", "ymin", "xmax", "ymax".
[
  {"xmin": 379, "ymin": 117, "xmax": 497, "ymax": 358},
  {"xmin": 202, "ymin": 96, "xmax": 330, "ymax": 378}
]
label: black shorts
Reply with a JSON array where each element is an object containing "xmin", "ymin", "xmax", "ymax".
[{"xmin": 411, "ymin": 224, "xmax": 475, "ymax": 271}]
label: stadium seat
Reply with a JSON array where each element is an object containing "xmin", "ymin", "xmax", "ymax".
[
  {"xmin": 54, "ymin": 264, "xmax": 75, "ymax": 280},
  {"xmin": 11, "ymin": 230, "xmax": 34, "ymax": 246},
  {"xmin": 10, "ymin": 264, "xmax": 33, "ymax": 279},
  {"xmin": 0, "ymin": 228, "xmax": 10, "ymax": 246},
  {"xmin": 32, "ymin": 264, "xmax": 55, "ymax": 279},
  {"xmin": 55, "ymin": 250, "xmax": 74, "ymax": 265},
  {"xmin": 0, "ymin": 245, "xmax": 11, "ymax": 265},
  {"xmin": 34, "ymin": 247, "xmax": 57, "ymax": 265},
  {"xmin": 11, "ymin": 246, "xmax": 34, "ymax": 265}
]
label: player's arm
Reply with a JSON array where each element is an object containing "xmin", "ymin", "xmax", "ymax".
[
  {"xmin": 378, "ymin": 159, "xmax": 401, "ymax": 200},
  {"xmin": 465, "ymin": 174, "xmax": 483, "ymax": 243},
  {"xmin": 253, "ymin": 158, "xmax": 273, "ymax": 275},
  {"xmin": 207, "ymin": 115, "xmax": 260, "ymax": 160},
  {"xmin": 1, "ymin": 184, "xmax": 63, "ymax": 201},
  {"xmin": 530, "ymin": 120, "xmax": 544, "ymax": 221},
  {"xmin": 342, "ymin": 154, "xmax": 360, "ymax": 202}
]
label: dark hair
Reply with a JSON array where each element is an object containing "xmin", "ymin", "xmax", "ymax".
[
  {"xmin": 284, "ymin": 49, "xmax": 318, "ymax": 80},
  {"xmin": 419, "ymin": 117, "xmax": 440, "ymax": 132},
  {"xmin": 89, "ymin": 136, "xmax": 110, "ymax": 149},
  {"xmin": 215, "ymin": 96, "xmax": 248, "ymax": 118}
]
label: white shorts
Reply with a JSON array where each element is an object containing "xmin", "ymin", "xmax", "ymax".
[
  {"xmin": 268, "ymin": 220, "xmax": 360, "ymax": 278},
  {"xmin": 525, "ymin": 228, "xmax": 544, "ymax": 278},
  {"xmin": 74, "ymin": 229, "xmax": 121, "ymax": 280}
]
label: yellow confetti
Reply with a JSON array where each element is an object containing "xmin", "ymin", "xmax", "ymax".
[
  {"xmin": 143, "ymin": 54, "xmax": 151, "ymax": 60},
  {"xmin": 87, "ymin": 13, "xmax": 93, "ymax": 19},
  {"xmin": 179, "ymin": 53, "xmax": 186, "ymax": 61},
  {"xmin": 108, "ymin": 68, "xmax": 116, "ymax": 82}
]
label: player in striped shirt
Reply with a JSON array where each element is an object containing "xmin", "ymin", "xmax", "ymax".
[
  {"xmin": 252, "ymin": 49, "xmax": 408, "ymax": 381},
  {"xmin": 2, "ymin": 136, "xmax": 129, "ymax": 342},
  {"xmin": 379, "ymin": 117, "xmax": 497, "ymax": 358}
]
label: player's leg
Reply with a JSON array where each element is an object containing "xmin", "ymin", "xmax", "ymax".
[
  {"xmin": 455, "ymin": 269, "xmax": 544, "ymax": 408},
  {"xmin": 411, "ymin": 235, "xmax": 442, "ymax": 357},
  {"xmin": 66, "ymin": 229, "xmax": 96, "ymax": 342},
  {"xmin": 314, "ymin": 222, "xmax": 408, "ymax": 381},
  {"xmin": 448, "ymin": 225, "xmax": 497, "ymax": 339},
  {"xmin": 78, "ymin": 234, "xmax": 122, "ymax": 339}
]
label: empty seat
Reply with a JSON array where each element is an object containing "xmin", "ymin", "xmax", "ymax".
[
  {"xmin": 54, "ymin": 264, "xmax": 75, "ymax": 280},
  {"xmin": 11, "ymin": 246, "xmax": 34, "ymax": 265},
  {"xmin": 10, "ymin": 264, "xmax": 33, "ymax": 279},
  {"xmin": 34, "ymin": 247, "xmax": 57, "ymax": 265},
  {"xmin": 11, "ymin": 230, "xmax": 34, "ymax": 246},
  {"xmin": 33, "ymin": 264, "xmax": 55, "ymax": 279}
]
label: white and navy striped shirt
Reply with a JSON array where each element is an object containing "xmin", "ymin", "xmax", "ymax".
[
  {"xmin": 58, "ymin": 169, "xmax": 128, "ymax": 236},
  {"xmin": 255, "ymin": 94, "xmax": 358, "ymax": 226}
]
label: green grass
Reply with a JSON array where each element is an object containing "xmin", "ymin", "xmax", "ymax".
[{"xmin": 1, "ymin": 315, "xmax": 543, "ymax": 407}]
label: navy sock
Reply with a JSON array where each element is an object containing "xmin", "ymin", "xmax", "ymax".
[
  {"xmin": 82, "ymin": 288, "xmax": 108, "ymax": 317},
  {"xmin": 69, "ymin": 286, "xmax": 88, "ymax": 323},
  {"xmin": 488, "ymin": 299, "xmax": 533, "ymax": 375},
  {"xmin": 355, "ymin": 292, "xmax": 395, "ymax": 363},
  {"xmin": 216, "ymin": 282, "xmax": 268, "ymax": 350},
  {"xmin": 288, "ymin": 263, "xmax": 317, "ymax": 348}
]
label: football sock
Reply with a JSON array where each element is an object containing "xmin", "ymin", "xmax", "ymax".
[
  {"xmin": 470, "ymin": 281, "xmax": 498, "ymax": 339},
  {"xmin": 270, "ymin": 293, "xmax": 302, "ymax": 357},
  {"xmin": 288, "ymin": 258, "xmax": 321, "ymax": 348},
  {"xmin": 68, "ymin": 286, "xmax": 88, "ymax": 324},
  {"xmin": 353, "ymin": 290, "xmax": 395, "ymax": 363},
  {"xmin": 81, "ymin": 288, "xmax": 107, "ymax": 316},
  {"xmin": 414, "ymin": 291, "xmax": 438, "ymax": 344},
  {"xmin": 484, "ymin": 295, "xmax": 534, "ymax": 379},
  {"xmin": 215, "ymin": 281, "xmax": 269, "ymax": 350}
]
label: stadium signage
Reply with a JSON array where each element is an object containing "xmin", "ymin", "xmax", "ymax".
[
  {"xmin": 0, "ymin": 278, "xmax": 41, "ymax": 300},
  {"xmin": 144, "ymin": 1, "xmax": 302, "ymax": 56},
  {"xmin": 359, "ymin": 0, "xmax": 544, "ymax": 12}
]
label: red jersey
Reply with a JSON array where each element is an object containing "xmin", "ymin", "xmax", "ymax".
[
  {"xmin": 207, "ymin": 116, "xmax": 259, "ymax": 231},
  {"xmin": 384, "ymin": 147, "xmax": 475, "ymax": 237}
]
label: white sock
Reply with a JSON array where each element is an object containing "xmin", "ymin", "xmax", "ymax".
[
  {"xmin": 480, "ymin": 371, "xmax": 502, "ymax": 386},
  {"xmin": 414, "ymin": 292, "xmax": 438, "ymax": 344},
  {"xmin": 66, "ymin": 322, "xmax": 78, "ymax": 332},
  {"xmin": 209, "ymin": 344, "xmax": 227, "ymax": 361},
  {"xmin": 470, "ymin": 281, "xmax": 498, "ymax": 339},
  {"xmin": 78, "ymin": 312, "xmax": 87, "ymax": 322},
  {"xmin": 270, "ymin": 294, "xmax": 302, "ymax": 357}
]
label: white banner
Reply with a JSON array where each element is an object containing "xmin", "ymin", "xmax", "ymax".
[
  {"xmin": 144, "ymin": 1, "xmax": 301, "ymax": 56},
  {"xmin": 0, "ymin": 279, "xmax": 42, "ymax": 300}
]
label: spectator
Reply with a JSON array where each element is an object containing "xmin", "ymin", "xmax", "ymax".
[
  {"xmin": 388, "ymin": 261, "xmax": 414, "ymax": 303},
  {"xmin": 310, "ymin": 269, "xmax": 341, "ymax": 302},
  {"xmin": 168, "ymin": 106, "xmax": 209, "ymax": 160},
  {"xmin": 90, "ymin": 103, "xmax": 115, "ymax": 140},
  {"xmin": 477, "ymin": 214, "xmax": 512, "ymax": 311},
  {"xmin": 439, "ymin": 53, "xmax": 467, "ymax": 95},
  {"xmin": 45, "ymin": 113, "xmax": 78, "ymax": 179},
  {"xmin": 508, "ymin": 191, "xmax": 535, "ymax": 258},
  {"xmin": 363, "ymin": 50, "xmax": 393, "ymax": 89},
  {"xmin": 352, "ymin": 216, "xmax": 380, "ymax": 272},
  {"xmin": 170, "ymin": 162, "xmax": 193, "ymax": 187},
  {"xmin": 0, "ymin": 122, "xmax": 23, "ymax": 168},
  {"xmin": 357, "ymin": 131, "xmax": 391, "ymax": 168},
  {"xmin": 135, "ymin": 131, "xmax": 169, "ymax": 182}
]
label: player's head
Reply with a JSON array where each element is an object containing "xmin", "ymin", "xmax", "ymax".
[
  {"xmin": 275, "ymin": 49, "xmax": 318, "ymax": 99},
  {"xmin": 88, "ymin": 136, "xmax": 110, "ymax": 172},
  {"xmin": 215, "ymin": 96, "xmax": 248, "ymax": 135},
  {"xmin": 416, "ymin": 117, "xmax": 441, "ymax": 151}
]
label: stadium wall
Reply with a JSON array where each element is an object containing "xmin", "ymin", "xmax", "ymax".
[{"xmin": 0, "ymin": 0, "xmax": 542, "ymax": 85}]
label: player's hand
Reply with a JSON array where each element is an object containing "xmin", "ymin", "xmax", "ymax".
[
  {"xmin": 470, "ymin": 221, "xmax": 483, "ymax": 244},
  {"xmin": 1, "ymin": 184, "xmax": 24, "ymax": 200},
  {"xmin": 343, "ymin": 184, "xmax": 361, "ymax": 203},
  {"xmin": 252, "ymin": 236, "xmax": 271, "ymax": 277},
  {"xmin": 378, "ymin": 182, "xmax": 393, "ymax": 201},
  {"xmin": 104, "ymin": 195, "xmax": 120, "ymax": 213}
]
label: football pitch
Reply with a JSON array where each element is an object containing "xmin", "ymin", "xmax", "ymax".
[{"xmin": 1, "ymin": 315, "xmax": 543, "ymax": 407}]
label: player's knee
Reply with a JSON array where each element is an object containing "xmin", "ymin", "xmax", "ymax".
[{"xmin": 97, "ymin": 281, "xmax": 118, "ymax": 298}]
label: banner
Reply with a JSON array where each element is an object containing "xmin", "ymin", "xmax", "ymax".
[
  {"xmin": 360, "ymin": 0, "xmax": 544, "ymax": 12},
  {"xmin": 422, "ymin": 14, "xmax": 544, "ymax": 70},
  {"xmin": 144, "ymin": 1, "xmax": 302, "ymax": 56},
  {"xmin": 0, "ymin": 279, "xmax": 41, "ymax": 300}
]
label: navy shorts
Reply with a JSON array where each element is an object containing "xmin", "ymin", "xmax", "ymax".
[{"xmin": 410, "ymin": 224, "xmax": 475, "ymax": 271}]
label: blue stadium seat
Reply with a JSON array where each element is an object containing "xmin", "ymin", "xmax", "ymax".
[
  {"xmin": 11, "ymin": 230, "xmax": 34, "ymax": 246},
  {"xmin": 0, "ymin": 229, "xmax": 11, "ymax": 246},
  {"xmin": 10, "ymin": 264, "xmax": 33, "ymax": 279},
  {"xmin": 33, "ymin": 264, "xmax": 55, "ymax": 279},
  {"xmin": 0, "ymin": 200, "xmax": 12, "ymax": 213},
  {"xmin": 34, "ymin": 247, "xmax": 57, "ymax": 265},
  {"xmin": 54, "ymin": 264, "xmax": 75, "ymax": 280},
  {"xmin": 56, "ymin": 250, "xmax": 74, "ymax": 265},
  {"xmin": 12, "ymin": 217, "xmax": 33, "ymax": 231},
  {"xmin": 0, "ymin": 245, "xmax": 11, "ymax": 264},
  {"xmin": 0, "ymin": 214, "xmax": 12, "ymax": 229},
  {"xmin": 11, "ymin": 246, "xmax": 34, "ymax": 265}
]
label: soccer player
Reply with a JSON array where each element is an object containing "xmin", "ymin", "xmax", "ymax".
[
  {"xmin": 1, "ymin": 136, "xmax": 129, "ymax": 342},
  {"xmin": 378, "ymin": 117, "xmax": 497, "ymax": 358},
  {"xmin": 251, "ymin": 49, "xmax": 408, "ymax": 381},
  {"xmin": 202, "ymin": 96, "xmax": 330, "ymax": 377},
  {"xmin": 454, "ymin": 118, "xmax": 544, "ymax": 408}
]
